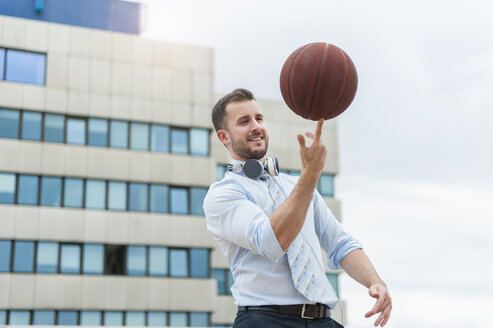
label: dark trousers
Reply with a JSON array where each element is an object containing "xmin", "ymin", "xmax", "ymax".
[{"xmin": 233, "ymin": 310, "xmax": 344, "ymax": 328}]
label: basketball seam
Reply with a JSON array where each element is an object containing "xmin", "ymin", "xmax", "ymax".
[
  {"xmin": 327, "ymin": 50, "xmax": 349, "ymax": 119},
  {"xmin": 288, "ymin": 43, "xmax": 312, "ymax": 116},
  {"xmin": 307, "ymin": 43, "xmax": 329, "ymax": 120}
]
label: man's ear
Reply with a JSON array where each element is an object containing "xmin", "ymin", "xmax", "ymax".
[{"xmin": 217, "ymin": 129, "xmax": 230, "ymax": 146}]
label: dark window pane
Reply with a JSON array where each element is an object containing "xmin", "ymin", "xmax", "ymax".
[
  {"xmin": 60, "ymin": 244, "xmax": 81, "ymax": 274},
  {"xmin": 0, "ymin": 49, "xmax": 4, "ymax": 80},
  {"xmin": 33, "ymin": 310, "xmax": 55, "ymax": 325},
  {"xmin": 40, "ymin": 176, "xmax": 62, "ymax": 207},
  {"xmin": 36, "ymin": 241, "xmax": 59, "ymax": 273},
  {"xmin": 129, "ymin": 183, "xmax": 148, "ymax": 212},
  {"xmin": 212, "ymin": 269, "xmax": 226, "ymax": 295},
  {"xmin": 85, "ymin": 180, "xmax": 106, "ymax": 209},
  {"xmin": 169, "ymin": 249, "xmax": 188, "ymax": 277},
  {"xmin": 318, "ymin": 174, "xmax": 334, "ymax": 197},
  {"xmin": 58, "ymin": 311, "xmax": 78, "ymax": 325},
  {"xmin": 21, "ymin": 111, "xmax": 42, "ymax": 140},
  {"xmin": 170, "ymin": 128, "xmax": 189, "ymax": 154},
  {"xmin": 216, "ymin": 165, "xmax": 227, "ymax": 181},
  {"xmin": 190, "ymin": 128, "xmax": 209, "ymax": 156},
  {"xmin": 126, "ymin": 311, "xmax": 145, "ymax": 326},
  {"xmin": 190, "ymin": 248, "xmax": 209, "ymax": 278},
  {"xmin": 104, "ymin": 312, "xmax": 123, "ymax": 326},
  {"xmin": 110, "ymin": 120, "xmax": 128, "ymax": 148},
  {"xmin": 150, "ymin": 184, "xmax": 168, "ymax": 213},
  {"xmin": 13, "ymin": 241, "xmax": 35, "ymax": 272},
  {"xmin": 151, "ymin": 124, "xmax": 169, "ymax": 153},
  {"xmin": 147, "ymin": 312, "xmax": 166, "ymax": 327},
  {"xmin": 80, "ymin": 311, "xmax": 101, "ymax": 326},
  {"xmin": 9, "ymin": 310, "xmax": 31, "ymax": 325},
  {"xmin": 127, "ymin": 246, "xmax": 147, "ymax": 276},
  {"xmin": 190, "ymin": 313, "xmax": 209, "ymax": 327},
  {"xmin": 190, "ymin": 187, "xmax": 207, "ymax": 216},
  {"xmin": 108, "ymin": 181, "xmax": 127, "ymax": 211},
  {"xmin": 168, "ymin": 312, "xmax": 187, "ymax": 327},
  {"xmin": 170, "ymin": 187, "xmax": 188, "ymax": 214},
  {"xmin": 43, "ymin": 114, "xmax": 64, "ymax": 143},
  {"xmin": 88, "ymin": 118, "xmax": 108, "ymax": 147},
  {"xmin": 67, "ymin": 118, "xmax": 86, "ymax": 145},
  {"xmin": 5, "ymin": 49, "xmax": 46, "ymax": 85},
  {"xmin": 83, "ymin": 244, "xmax": 104, "ymax": 274},
  {"xmin": 17, "ymin": 174, "xmax": 39, "ymax": 205},
  {"xmin": 130, "ymin": 122, "xmax": 149, "ymax": 150},
  {"xmin": 326, "ymin": 273, "xmax": 339, "ymax": 296},
  {"xmin": 63, "ymin": 178, "xmax": 84, "ymax": 208},
  {"xmin": 0, "ymin": 108, "xmax": 20, "ymax": 139},
  {"xmin": 0, "ymin": 240, "xmax": 11, "ymax": 272},
  {"xmin": 149, "ymin": 246, "xmax": 168, "ymax": 276},
  {"xmin": 0, "ymin": 173, "xmax": 16, "ymax": 204},
  {"xmin": 104, "ymin": 245, "xmax": 126, "ymax": 275}
]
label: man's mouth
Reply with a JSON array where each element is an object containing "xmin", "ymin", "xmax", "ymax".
[{"xmin": 248, "ymin": 135, "xmax": 263, "ymax": 142}]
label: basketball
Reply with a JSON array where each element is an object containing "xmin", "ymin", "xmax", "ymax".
[{"xmin": 279, "ymin": 42, "xmax": 358, "ymax": 121}]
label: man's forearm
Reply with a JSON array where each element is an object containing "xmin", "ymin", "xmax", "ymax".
[{"xmin": 340, "ymin": 248, "xmax": 385, "ymax": 288}]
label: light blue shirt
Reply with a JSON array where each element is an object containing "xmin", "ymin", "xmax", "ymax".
[{"xmin": 203, "ymin": 159, "xmax": 362, "ymax": 308}]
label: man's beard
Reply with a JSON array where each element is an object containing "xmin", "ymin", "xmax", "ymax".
[{"xmin": 230, "ymin": 134, "xmax": 269, "ymax": 160}]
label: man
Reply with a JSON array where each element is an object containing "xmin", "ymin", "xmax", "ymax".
[{"xmin": 203, "ymin": 88, "xmax": 392, "ymax": 327}]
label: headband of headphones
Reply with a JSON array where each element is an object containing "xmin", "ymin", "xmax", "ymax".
[{"xmin": 228, "ymin": 157, "xmax": 279, "ymax": 180}]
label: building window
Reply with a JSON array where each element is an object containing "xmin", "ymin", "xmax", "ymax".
[
  {"xmin": 80, "ymin": 311, "xmax": 102, "ymax": 326},
  {"xmin": 58, "ymin": 311, "xmax": 79, "ymax": 325},
  {"xmin": 129, "ymin": 183, "xmax": 148, "ymax": 212},
  {"xmin": 5, "ymin": 49, "xmax": 46, "ymax": 85},
  {"xmin": 130, "ymin": 122, "xmax": 150, "ymax": 151},
  {"xmin": 149, "ymin": 184, "xmax": 168, "ymax": 213},
  {"xmin": 149, "ymin": 246, "xmax": 168, "ymax": 276},
  {"xmin": 0, "ymin": 49, "xmax": 4, "ymax": 79},
  {"xmin": 108, "ymin": 181, "xmax": 127, "ymax": 211},
  {"xmin": 126, "ymin": 311, "xmax": 145, "ymax": 326},
  {"xmin": 36, "ymin": 241, "xmax": 59, "ymax": 273},
  {"xmin": 67, "ymin": 117, "xmax": 87, "ymax": 145},
  {"xmin": 127, "ymin": 246, "xmax": 147, "ymax": 276},
  {"xmin": 43, "ymin": 113, "xmax": 64, "ymax": 143},
  {"xmin": 0, "ymin": 109, "xmax": 20, "ymax": 139},
  {"xmin": 169, "ymin": 249, "xmax": 188, "ymax": 277},
  {"xmin": 109, "ymin": 120, "xmax": 129, "ymax": 149},
  {"xmin": 190, "ymin": 128, "xmax": 209, "ymax": 156},
  {"xmin": 21, "ymin": 111, "xmax": 42, "ymax": 141},
  {"xmin": 63, "ymin": 178, "xmax": 84, "ymax": 208},
  {"xmin": 0, "ymin": 240, "xmax": 11, "ymax": 272},
  {"xmin": 216, "ymin": 164, "xmax": 227, "ymax": 181},
  {"xmin": 104, "ymin": 311, "xmax": 123, "ymax": 326},
  {"xmin": 170, "ymin": 187, "xmax": 188, "ymax": 214},
  {"xmin": 88, "ymin": 118, "xmax": 108, "ymax": 147},
  {"xmin": 168, "ymin": 312, "xmax": 187, "ymax": 327},
  {"xmin": 147, "ymin": 312, "xmax": 167, "ymax": 327},
  {"xmin": 170, "ymin": 128, "xmax": 188, "ymax": 154},
  {"xmin": 83, "ymin": 244, "xmax": 104, "ymax": 274},
  {"xmin": 190, "ymin": 248, "xmax": 209, "ymax": 278},
  {"xmin": 13, "ymin": 241, "xmax": 35, "ymax": 272},
  {"xmin": 85, "ymin": 180, "xmax": 106, "ymax": 210},
  {"xmin": 151, "ymin": 124, "xmax": 169, "ymax": 153},
  {"xmin": 60, "ymin": 244, "xmax": 81, "ymax": 274},
  {"xmin": 318, "ymin": 174, "xmax": 334, "ymax": 197},
  {"xmin": 326, "ymin": 273, "xmax": 339, "ymax": 295},
  {"xmin": 0, "ymin": 173, "xmax": 16, "ymax": 204},
  {"xmin": 190, "ymin": 187, "xmax": 207, "ymax": 216},
  {"xmin": 17, "ymin": 174, "xmax": 39, "ymax": 205},
  {"xmin": 9, "ymin": 310, "xmax": 31, "ymax": 325},
  {"xmin": 40, "ymin": 176, "xmax": 62, "ymax": 207},
  {"xmin": 104, "ymin": 245, "xmax": 126, "ymax": 275},
  {"xmin": 212, "ymin": 268, "xmax": 234, "ymax": 295},
  {"xmin": 190, "ymin": 313, "xmax": 209, "ymax": 327},
  {"xmin": 33, "ymin": 310, "xmax": 55, "ymax": 325}
]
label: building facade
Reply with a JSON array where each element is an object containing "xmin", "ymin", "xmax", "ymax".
[{"xmin": 0, "ymin": 1, "xmax": 344, "ymax": 327}]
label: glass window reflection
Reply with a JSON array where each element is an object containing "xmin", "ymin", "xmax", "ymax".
[
  {"xmin": 127, "ymin": 246, "xmax": 147, "ymax": 276},
  {"xmin": 60, "ymin": 244, "xmax": 81, "ymax": 274},
  {"xmin": 190, "ymin": 248, "xmax": 209, "ymax": 278},
  {"xmin": 110, "ymin": 120, "xmax": 128, "ymax": 148},
  {"xmin": 169, "ymin": 249, "xmax": 188, "ymax": 277},
  {"xmin": 129, "ymin": 183, "xmax": 148, "ymax": 212},
  {"xmin": 104, "ymin": 311, "xmax": 123, "ymax": 326},
  {"xmin": 149, "ymin": 246, "xmax": 168, "ymax": 276},
  {"xmin": 169, "ymin": 312, "xmax": 187, "ymax": 327},
  {"xmin": 58, "ymin": 311, "xmax": 78, "ymax": 325},
  {"xmin": 9, "ymin": 310, "xmax": 31, "ymax": 325},
  {"xmin": 5, "ymin": 49, "xmax": 46, "ymax": 85},
  {"xmin": 0, "ymin": 173, "xmax": 16, "ymax": 204},
  {"xmin": 130, "ymin": 122, "xmax": 150, "ymax": 151},
  {"xmin": 64, "ymin": 178, "xmax": 84, "ymax": 208},
  {"xmin": 88, "ymin": 118, "xmax": 108, "ymax": 147},
  {"xmin": 33, "ymin": 310, "xmax": 55, "ymax": 325},
  {"xmin": 151, "ymin": 124, "xmax": 169, "ymax": 152},
  {"xmin": 83, "ymin": 244, "xmax": 104, "ymax": 274},
  {"xmin": 126, "ymin": 311, "xmax": 145, "ymax": 326},
  {"xmin": 0, "ymin": 240, "xmax": 11, "ymax": 272},
  {"xmin": 43, "ymin": 113, "xmax": 64, "ymax": 143},
  {"xmin": 190, "ymin": 312, "xmax": 209, "ymax": 327},
  {"xmin": 170, "ymin": 187, "xmax": 188, "ymax": 214},
  {"xmin": 317, "ymin": 174, "xmax": 334, "ymax": 197},
  {"xmin": 0, "ymin": 48, "xmax": 5, "ymax": 80},
  {"xmin": 170, "ymin": 128, "xmax": 188, "ymax": 154},
  {"xmin": 40, "ymin": 176, "xmax": 62, "ymax": 207},
  {"xmin": 17, "ymin": 174, "xmax": 39, "ymax": 205},
  {"xmin": 190, "ymin": 187, "xmax": 207, "ymax": 216},
  {"xmin": 85, "ymin": 180, "xmax": 106, "ymax": 210},
  {"xmin": 212, "ymin": 269, "xmax": 226, "ymax": 295},
  {"xmin": 21, "ymin": 111, "xmax": 42, "ymax": 141},
  {"xmin": 67, "ymin": 118, "xmax": 86, "ymax": 145},
  {"xmin": 147, "ymin": 312, "xmax": 166, "ymax": 327},
  {"xmin": 190, "ymin": 128, "xmax": 209, "ymax": 156},
  {"xmin": 108, "ymin": 181, "xmax": 127, "ymax": 211},
  {"xmin": 36, "ymin": 241, "xmax": 59, "ymax": 273},
  {"xmin": 80, "ymin": 311, "xmax": 101, "ymax": 326},
  {"xmin": 0, "ymin": 109, "xmax": 20, "ymax": 139},
  {"xmin": 13, "ymin": 241, "xmax": 34, "ymax": 272},
  {"xmin": 150, "ymin": 184, "xmax": 168, "ymax": 213}
]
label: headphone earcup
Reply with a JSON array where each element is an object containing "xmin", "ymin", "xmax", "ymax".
[
  {"xmin": 243, "ymin": 159, "xmax": 263, "ymax": 180},
  {"xmin": 266, "ymin": 157, "xmax": 279, "ymax": 177}
]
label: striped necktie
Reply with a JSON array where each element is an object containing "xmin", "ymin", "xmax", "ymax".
[{"xmin": 260, "ymin": 172, "xmax": 321, "ymax": 302}]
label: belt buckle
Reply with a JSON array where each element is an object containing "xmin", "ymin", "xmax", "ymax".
[{"xmin": 301, "ymin": 304, "xmax": 315, "ymax": 319}]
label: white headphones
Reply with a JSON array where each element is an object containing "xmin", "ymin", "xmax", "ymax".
[{"xmin": 228, "ymin": 157, "xmax": 279, "ymax": 180}]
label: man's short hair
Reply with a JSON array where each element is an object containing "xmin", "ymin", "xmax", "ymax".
[{"xmin": 211, "ymin": 88, "xmax": 256, "ymax": 132}]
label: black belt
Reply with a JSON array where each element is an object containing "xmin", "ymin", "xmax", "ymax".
[{"xmin": 238, "ymin": 304, "xmax": 331, "ymax": 319}]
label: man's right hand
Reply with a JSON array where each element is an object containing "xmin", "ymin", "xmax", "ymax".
[{"xmin": 297, "ymin": 118, "xmax": 327, "ymax": 183}]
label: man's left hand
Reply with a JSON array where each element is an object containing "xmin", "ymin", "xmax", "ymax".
[{"xmin": 365, "ymin": 283, "xmax": 392, "ymax": 327}]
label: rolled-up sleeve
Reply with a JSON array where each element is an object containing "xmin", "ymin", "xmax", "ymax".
[
  {"xmin": 203, "ymin": 179, "xmax": 285, "ymax": 262},
  {"xmin": 312, "ymin": 191, "xmax": 362, "ymax": 270}
]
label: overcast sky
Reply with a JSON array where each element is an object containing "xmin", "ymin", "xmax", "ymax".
[{"xmin": 144, "ymin": 1, "xmax": 493, "ymax": 327}]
